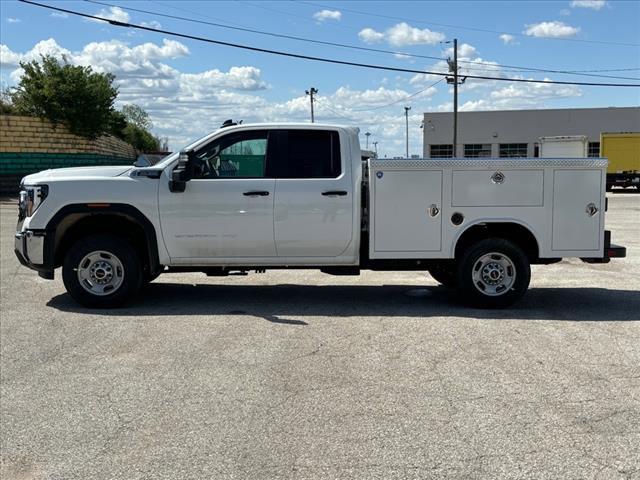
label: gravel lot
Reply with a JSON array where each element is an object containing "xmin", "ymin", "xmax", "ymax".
[{"xmin": 1, "ymin": 193, "xmax": 639, "ymax": 480}]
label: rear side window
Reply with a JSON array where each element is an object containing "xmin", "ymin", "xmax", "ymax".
[{"xmin": 280, "ymin": 130, "xmax": 341, "ymax": 178}]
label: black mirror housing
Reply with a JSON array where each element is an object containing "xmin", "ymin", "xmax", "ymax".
[{"xmin": 169, "ymin": 151, "xmax": 192, "ymax": 193}]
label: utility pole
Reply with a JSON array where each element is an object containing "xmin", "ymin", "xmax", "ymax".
[
  {"xmin": 365, "ymin": 131, "xmax": 371, "ymax": 149},
  {"xmin": 305, "ymin": 87, "xmax": 318, "ymax": 123},
  {"xmin": 446, "ymin": 39, "xmax": 466, "ymax": 157},
  {"xmin": 404, "ymin": 106, "xmax": 411, "ymax": 158}
]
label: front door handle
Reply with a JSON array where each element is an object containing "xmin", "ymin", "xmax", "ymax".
[
  {"xmin": 243, "ymin": 190, "xmax": 270, "ymax": 196},
  {"xmin": 322, "ymin": 190, "xmax": 348, "ymax": 196}
]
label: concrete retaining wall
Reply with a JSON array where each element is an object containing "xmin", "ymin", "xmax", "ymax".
[{"xmin": 0, "ymin": 115, "xmax": 136, "ymax": 194}]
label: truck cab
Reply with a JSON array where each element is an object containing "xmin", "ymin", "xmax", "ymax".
[
  {"xmin": 160, "ymin": 124, "xmax": 361, "ymax": 265},
  {"xmin": 15, "ymin": 122, "xmax": 626, "ymax": 309}
]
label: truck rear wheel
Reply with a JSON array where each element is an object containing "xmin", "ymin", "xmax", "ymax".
[
  {"xmin": 62, "ymin": 235, "xmax": 142, "ymax": 308},
  {"xmin": 456, "ymin": 238, "xmax": 530, "ymax": 308}
]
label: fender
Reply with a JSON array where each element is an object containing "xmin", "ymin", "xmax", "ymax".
[
  {"xmin": 45, "ymin": 203, "xmax": 160, "ymax": 274},
  {"xmin": 450, "ymin": 218, "xmax": 543, "ymax": 259}
]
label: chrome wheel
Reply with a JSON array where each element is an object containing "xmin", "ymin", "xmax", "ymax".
[
  {"xmin": 471, "ymin": 252, "xmax": 516, "ymax": 297},
  {"xmin": 76, "ymin": 250, "xmax": 125, "ymax": 296}
]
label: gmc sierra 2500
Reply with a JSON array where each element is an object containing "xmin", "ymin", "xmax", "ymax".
[{"xmin": 15, "ymin": 122, "xmax": 626, "ymax": 308}]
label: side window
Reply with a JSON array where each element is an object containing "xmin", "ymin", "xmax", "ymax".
[
  {"xmin": 192, "ymin": 130, "xmax": 268, "ymax": 179},
  {"xmin": 280, "ymin": 130, "xmax": 341, "ymax": 178}
]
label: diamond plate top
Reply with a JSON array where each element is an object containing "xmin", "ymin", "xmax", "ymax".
[{"xmin": 369, "ymin": 158, "xmax": 608, "ymax": 169}]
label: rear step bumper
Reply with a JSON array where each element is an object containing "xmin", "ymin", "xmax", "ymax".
[{"xmin": 581, "ymin": 230, "xmax": 627, "ymax": 264}]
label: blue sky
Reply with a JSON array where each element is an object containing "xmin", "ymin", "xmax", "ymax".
[{"xmin": 1, "ymin": 0, "xmax": 639, "ymax": 157}]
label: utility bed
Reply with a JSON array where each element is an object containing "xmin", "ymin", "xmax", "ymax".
[{"xmin": 368, "ymin": 157, "xmax": 608, "ymax": 260}]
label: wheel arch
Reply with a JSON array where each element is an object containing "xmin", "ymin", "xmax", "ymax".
[
  {"xmin": 452, "ymin": 219, "xmax": 542, "ymax": 262},
  {"xmin": 46, "ymin": 204, "xmax": 160, "ymax": 275}
]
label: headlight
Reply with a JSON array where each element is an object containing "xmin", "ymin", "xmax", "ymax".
[{"xmin": 18, "ymin": 184, "xmax": 49, "ymax": 219}]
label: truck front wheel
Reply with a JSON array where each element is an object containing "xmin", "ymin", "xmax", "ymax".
[
  {"xmin": 62, "ymin": 235, "xmax": 143, "ymax": 308},
  {"xmin": 456, "ymin": 238, "xmax": 530, "ymax": 308}
]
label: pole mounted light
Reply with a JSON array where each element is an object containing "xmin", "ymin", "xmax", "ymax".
[
  {"xmin": 444, "ymin": 38, "xmax": 466, "ymax": 157},
  {"xmin": 305, "ymin": 87, "xmax": 318, "ymax": 123},
  {"xmin": 404, "ymin": 106, "xmax": 411, "ymax": 158},
  {"xmin": 365, "ymin": 131, "xmax": 371, "ymax": 149}
]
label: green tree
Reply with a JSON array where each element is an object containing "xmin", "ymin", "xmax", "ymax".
[
  {"xmin": 122, "ymin": 123, "xmax": 160, "ymax": 152},
  {"xmin": 108, "ymin": 110, "xmax": 128, "ymax": 138},
  {"xmin": 0, "ymin": 87, "xmax": 15, "ymax": 114},
  {"xmin": 11, "ymin": 55, "xmax": 118, "ymax": 139},
  {"xmin": 122, "ymin": 103, "xmax": 152, "ymax": 130}
]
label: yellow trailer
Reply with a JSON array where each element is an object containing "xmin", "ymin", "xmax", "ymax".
[{"xmin": 601, "ymin": 132, "xmax": 640, "ymax": 190}]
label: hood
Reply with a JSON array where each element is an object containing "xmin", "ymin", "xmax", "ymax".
[{"xmin": 22, "ymin": 165, "xmax": 132, "ymax": 184}]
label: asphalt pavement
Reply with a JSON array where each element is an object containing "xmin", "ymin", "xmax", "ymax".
[{"xmin": 1, "ymin": 193, "xmax": 639, "ymax": 479}]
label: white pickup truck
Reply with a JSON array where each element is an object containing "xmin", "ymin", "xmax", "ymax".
[{"xmin": 15, "ymin": 122, "xmax": 626, "ymax": 308}]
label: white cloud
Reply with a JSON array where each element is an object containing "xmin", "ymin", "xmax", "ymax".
[
  {"xmin": 458, "ymin": 79, "xmax": 581, "ymax": 111},
  {"xmin": 313, "ymin": 10, "xmax": 341, "ymax": 22},
  {"xmin": 181, "ymin": 67, "xmax": 267, "ymax": 92},
  {"xmin": 93, "ymin": 6, "xmax": 130, "ymax": 24},
  {"xmin": 332, "ymin": 85, "xmax": 436, "ymax": 108},
  {"xmin": 444, "ymin": 43, "xmax": 477, "ymax": 58},
  {"xmin": 359, "ymin": 23, "xmax": 445, "ymax": 46},
  {"xmin": 0, "ymin": 37, "xmax": 584, "ymax": 158},
  {"xmin": 409, "ymin": 60, "xmax": 449, "ymax": 86},
  {"xmin": 524, "ymin": 21, "xmax": 580, "ymax": 38},
  {"xmin": 393, "ymin": 53, "xmax": 415, "ymax": 63},
  {"xmin": 0, "ymin": 38, "xmax": 273, "ymax": 150},
  {"xmin": 386, "ymin": 23, "xmax": 445, "ymax": 46},
  {"xmin": 358, "ymin": 28, "xmax": 385, "ymax": 43},
  {"xmin": 50, "ymin": 12, "xmax": 69, "ymax": 19},
  {"xmin": 140, "ymin": 20, "xmax": 162, "ymax": 29},
  {"xmin": 1, "ymin": 38, "xmax": 72, "ymax": 69},
  {"xmin": 499, "ymin": 34, "xmax": 515, "ymax": 44},
  {"xmin": 7, "ymin": 17, "xmax": 21, "ymax": 23},
  {"xmin": 570, "ymin": 0, "xmax": 607, "ymax": 10},
  {"xmin": 1, "ymin": 44, "xmax": 23, "ymax": 67}
]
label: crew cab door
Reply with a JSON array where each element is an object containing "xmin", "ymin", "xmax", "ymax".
[
  {"xmin": 272, "ymin": 129, "xmax": 353, "ymax": 257},
  {"xmin": 158, "ymin": 130, "xmax": 277, "ymax": 261}
]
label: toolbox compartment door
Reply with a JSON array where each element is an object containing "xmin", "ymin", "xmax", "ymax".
[
  {"xmin": 552, "ymin": 169, "xmax": 603, "ymax": 251},
  {"xmin": 373, "ymin": 169, "xmax": 443, "ymax": 253},
  {"xmin": 452, "ymin": 169, "xmax": 543, "ymax": 207}
]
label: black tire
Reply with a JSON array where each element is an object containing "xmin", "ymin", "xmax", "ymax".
[
  {"xmin": 143, "ymin": 269, "xmax": 162, "ymax": 285},
  {"xmin": 62, "ymin": 235, "xmax": 143, "ymax": 308},
  {"xmin": 456, "ymin": 238, "xmax": 530, "ymax": 308},
  {"xmin": 428, "ymin": 262, "xmax": 457, "ymax": 288}
]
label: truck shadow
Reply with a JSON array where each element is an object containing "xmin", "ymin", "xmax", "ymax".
[{"xmin": 47, "ymin": 283, "xmax": 640, "ymax": 323}]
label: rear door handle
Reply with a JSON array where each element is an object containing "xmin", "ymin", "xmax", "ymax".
[
  {"xmin": 322, "ymin": 190, "xmax": 348, "ymax": 196},
  {"xmin": 243, "ymin": 190, "xmax": 270, "ymax": 196}
]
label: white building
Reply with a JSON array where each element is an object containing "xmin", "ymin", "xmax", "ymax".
[{"xmin": 422, "ymin": 107, "xmax": 640, "ymax": 158}]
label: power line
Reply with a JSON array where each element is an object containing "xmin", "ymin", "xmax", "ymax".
[
  {"xmin": 350, "ymin": 78, "xmax": 447, "ymax": 112},
  {"xmin": 455, "ymin": 60, "xmax": 640, "ymax": 81},
  {"xmin": 298, "ymin": 0, "xmax": 640, "ymax": 48},
  {"xmin": 315, "ymin": 79, "xmax": 435, "ymax": 119},
  {"xmin": 84, "ymin": 0, "xmax": 640, "ymax": 80},
  {"xmin": 83, "ymin": 0, "xmax": 446, "ymax": 62},
  {"xmin": 313, "ymin": 97, "xmax": 354, "ymax": 121},
  {"xmin": 18, "ymin": 0, "xmax": 640, "ymax": 88}
]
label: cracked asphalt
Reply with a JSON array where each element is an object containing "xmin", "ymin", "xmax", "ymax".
[{"xmin": 1, "ymin": 193, "xmax": 639, "ymax": 479}]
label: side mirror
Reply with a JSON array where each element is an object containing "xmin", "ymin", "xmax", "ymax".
[
  {"xmin": 169, "ymin": 151, "xmax": 192, "ymax": 193},
  {"xmin": 134, "ymin": 156, "xmax": 151, "ymax": 168}
]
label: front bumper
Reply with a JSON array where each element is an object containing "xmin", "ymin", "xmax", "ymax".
[{"xmin": 14, "ymin": 230, "xmax": 54, "ymax": 279}]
